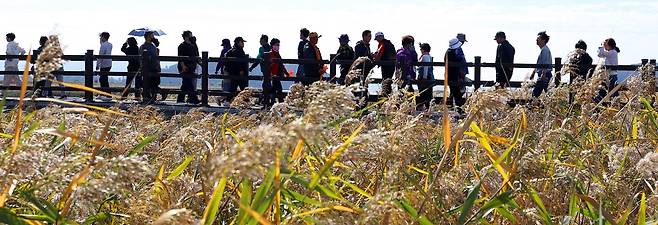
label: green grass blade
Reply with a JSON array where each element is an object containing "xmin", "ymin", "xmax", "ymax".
[
  {"xmin": 236, "ymin": 179, "xmax": 254, "ymax": 225},
  {"xmin": 529, "ymin": 187, "xmax": 553, "ymax": 225},
  {"xmin": 457, "ymin": 182, "xmax": 482, "ymax": 225},
  {"xmin": 201, "ymin": 177, "xmax": 228, "ymax": 225},
  {"xmin": 309, "ymin": 123, "xmax": 364, "ymax": 189},
  {"xmin": 394, "ymin": 198, "xmax": 434, "ymax": 225},
  {"xmin": 128, "ymin": 135, "xmax": 156, "ymax": 156},
  {"xmin": 166, "ymin": 155, "xmax": 195, "ymax": 181},
  {"xmin": 82, "ymin": 212, "xmax": 111, "ymax": 225},
  {"xmin": 0, "ymin": 208, "xmax": 30, "ymax": 225}
]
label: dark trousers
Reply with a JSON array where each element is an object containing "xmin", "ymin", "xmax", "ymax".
[
  {"xmin": 532, "ymin": 72, "xmax": 552, "ymax": 98},
  {"xmin": 417, "ymin": 81, "xmax": 434, "ymax": 109},
  {"xmin": 122, "ymin": 71, "xmax": 142, "ymax": 98},
  {"xmin": 262, "ymin": 78, "xmax": 284, "ymax": 106},
  {"xmin": 228, "ymin": 76, "xmax": 248, "ymax": 102},
  {"xmin": 98, "ymin": 67, "xmax": 111, "ymax": 93},
  {"xmin": 177, "ymin": 73, "xmax": 199, "ymax": 103},
  {"xmin": 449, "ymin": 85, "xmax": 466, "ymax": 107},
  {"xmin": 594, "ymin": 75, "xmax": 618, "ymax": 103},
  {"xmin": 381, "ymin": 66, "xmax": 395, "ymax": 80},
  {"xmin": 338, "ymin": 65, "xmax": 350, "ymax": 85},
  {"xmin": 142, "ymin": 72, "xmax": 160, "ymax": 104}
]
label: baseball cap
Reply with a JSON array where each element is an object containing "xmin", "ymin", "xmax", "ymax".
[
  {"xmin": 494, "ymin": 31, "xmax": 506, "ymax": 40},
  {"xmin": 234, "ymin": 37, "xmax": 247, "ymax": 43},
  {"xmin": 375, "ymin": 31, "xmax": 384, "ymax": 38}
]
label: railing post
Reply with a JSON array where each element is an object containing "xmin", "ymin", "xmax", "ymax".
[
  {"xmin": 554, "ymin": 57, "xmax": 562, "ymax": 87},
  {"xmin": 201, "ymin": 51, "xmax": 209, "ymax": 106},
  {"xmin": 474, "ymin": 56, "xmax": 481, "ymax": 90},
  {"xmin": 84, "ymin": 50, "xmax": 94, "ymax": 102},
  {"xmin": 642, "ymin": 59, "xmax": 649, "ymax": 66},
  {"xmin": 329, "ymin": 54, "xmax": 336, "ymax": 82},
  {"xmin": 650, "ymin": 59, "xmax": 656, "ymax": 66}
]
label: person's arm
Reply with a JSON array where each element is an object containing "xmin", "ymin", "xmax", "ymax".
[
  {"xmin": 121, "ymin": 43, "xmax": 129, "ymax": 54},
  {"xmin": 374, "ymin": 44, "xmax": 384, "ymax": 61},
  {"xmin": 597, "ymin": 47, "xmax": 609, "ymax": 58}
]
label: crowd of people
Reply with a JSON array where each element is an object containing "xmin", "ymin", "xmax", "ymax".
[{"xmin": 2, "ymin": 30, "xmax": 623, "ymax": 109}]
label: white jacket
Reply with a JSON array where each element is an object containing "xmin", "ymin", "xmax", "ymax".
[{"xmin": 5, "ymin": 41, "xmax": 26, "ymax": 68}]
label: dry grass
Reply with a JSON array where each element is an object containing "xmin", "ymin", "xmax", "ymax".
[{"xmin": 1, "ymin": 37, "xmax": 658, "ymax": 225}]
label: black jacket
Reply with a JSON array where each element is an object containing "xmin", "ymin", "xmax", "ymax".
[
  {"xmin": 225, "ymin": 47, "xmax": 249, "ymax": 76},
  {"xmin": 297, "ymin": 39, "xmax": 308, "ymax": 59},
  {"xmin": 177, "ymin": 42, "xmax": 198, "ymax": 73},
  {"xmin": 354, "ymin": 41, "xmax": 372, "ymax": 59},
  {"xmin": 495, "ymin": 40, "xmax": 515, "ymax": 79},
  {"xmin": 303, "ymin": 42, "xmax": 323, "ymax": 78},
  {"xmin": 140, "ymin": 43, "xmax": 161, "ymax": 73},
  {"xmin": 121, "ymin": 44, "xmax": 141, "ymax": 72}
]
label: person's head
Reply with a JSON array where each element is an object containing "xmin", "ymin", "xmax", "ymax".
[
  {"xmin": 153, "ymin": 38, "xmax": 160, "ymax": 47},
  {"xmin": 457, "ymin": 33, "xmax": 468, "ymax": 44},
  {"xmin": 362, "ymin": 30, "xmax": 372, "ymax": 44},
  {"xmin": 234, "ymin": 37, "xmax": 246, "ymax": 48},
  {"xmin": 420, "ymin": 43, "xmax": 431, "ymax": 54},
  {"xmin": 339, "ymin": 34, "xmax": 350, "ymax": 45},
  {"xmin": 39, "ymin": 36, "xmax": 48, "ymax": 46},
  {"xmin": 270, "ymin": 38, "xmax": 281, "ymax": 52},
  {"xmin": 575, "ymin": 40, "xmax": 587, "ymax": 51},
  {"xmin": 190, "ymin": 36, "xmax": 197, "ymax": 44},
  {"xmin": 6, "ymin": 33, "xmax": 15, "ymax": 42},
  {"xmin": 536, "ymin": 31, "xmax": 550, "ymax": 47},
  {"xmin": 604, "ymin": 38, "xmax": 620, "ymax": 52},
  {"xmin": 401, "ymin": 35, "xmax": 414, "ymax": 48},
  {"xmin": 375, "ymin": 32, "xmax": 385, "ymax": 42},
  {"xmin": 260, "ymin": 34, "xmax": 269, "ymax": 46},
  {"xmin": 221, "ymin": 38, "xmax": 231, "ymax": 48},
  {"xmin": 300, "ymin": 28, "xmax": 310, "ymax": 40},
  {"xmin": 144, "ymin": 31, "xmax": 155, "ymax": 43},
  {"xmin": 99, "ymin": 32, "xmax": 110, "ymax": 42},
  {"xmin": 182, "ymin": 30, "xmax": 193, "ymax": 42},
  {"xmin": 494, "ymin": 31, "xmax": 506, "ymax": 44},
  {"xmin": 126, "ymin": 37, "xmax": 138, "ymax": 47},
  {"xmin": 309, "ymin": 32, "xmax": 321, "ymax": 45}
]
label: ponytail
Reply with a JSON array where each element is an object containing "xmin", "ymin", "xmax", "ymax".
[{"xmin": 615, "ymin": 47, "xmax": 620, "ymax": 53}]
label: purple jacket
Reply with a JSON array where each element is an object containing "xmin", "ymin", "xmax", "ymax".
[{"xmin": 396, "ymin": 48, "xmax": 417, "ymax": 80}]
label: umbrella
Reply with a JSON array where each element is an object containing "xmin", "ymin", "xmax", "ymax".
[{"xmin": 128, "ymin": 28, "xmax": 166, "ymax": 37}]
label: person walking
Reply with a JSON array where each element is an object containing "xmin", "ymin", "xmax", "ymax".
[
  {"xmin": 121, "ymin": 37, "xmax": 142, "ymax": 100},
  {"xmin": 494, "ymin": 31, "xmax": 515, "ymax": 89},
  {"xmin": 264, "ymin": 38, "xmax": 289, "ymax": 106},
  {"xmin": 417, "ymin": 43, "xmax": 435, "ymax": 110},
  {"xmin": 355, "ymin": 30, "xmax": 373, "ymax": 59},
  {"xmin": 96, "ymin": 32, "xmax": 113, "ymax": 97},
  {"xmin": 567, "ymin": 40, "xmax": 593, "ymax": 81},
  {"xmin": 395, "ymin": 35, "xmax": 416, "ymax": 92},
  {"xmin": 302, "ymin": 32, "xmax": 324, "ymax": 85},
  {"xmin": 446, "ymin": 38, "xmax": 467, "ymax": 110},
  {"xmin": 215, "ymin": 39, "xmax": 231, "ymax": 74},
  {"xmin": 296, "ymin": 28, "xmax": 310, "ymax": 80},
  {"xmin": 455, "ymin": 33, "xmax": 469, "ymax": 83},
  {"xmin": 335, "ymin": 34, "xmax": 355, "ymax": 85},
  {"xmin": 595, "ymin": 38, "xmax": 621, "ymax": 102},
  {"xmin": 140, "ymin": 31, "xmax": 161, "ymax": 104},
  {"xmin": 33, "ymin": 36, "xmax": 49, "ymax": 97},
  {"xmin": 225, "ymin": 37, "xmax": 249, "ymax": 102},
  {"xmin": 374, "ymin": 32, "xmax": 396, "ymax": 80},
  {"xmin": 531, "ymin": 31, "xmax": 552, "ymax": 98},
  {"xmin": 3, "ymin": 33, "xmax": 26, "ymax": 96},
  {"xmin": 249, "ymin": 35, "xmax": 272, "ymax": 74},
  {"xmin": 176, "ymin": 31, "xmax": 200, "ymax": 104}
]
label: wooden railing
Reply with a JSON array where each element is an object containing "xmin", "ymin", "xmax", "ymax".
[{"xmin": 1, "ymin": 50, "xmax": 656, "ymax": 106}]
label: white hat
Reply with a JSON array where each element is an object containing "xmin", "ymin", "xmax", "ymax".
[
  {"xmin": 449, "ymin": 38, "xmax": 462, "ymax": 49},
  {"xmin": 375, "ymin": 32, "xmax": 384, "ymax": 38}
]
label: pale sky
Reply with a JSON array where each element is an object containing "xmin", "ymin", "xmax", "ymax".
[{"xmin": 3, "ymin": 0, "xmax": 658, "ymax": 79}]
